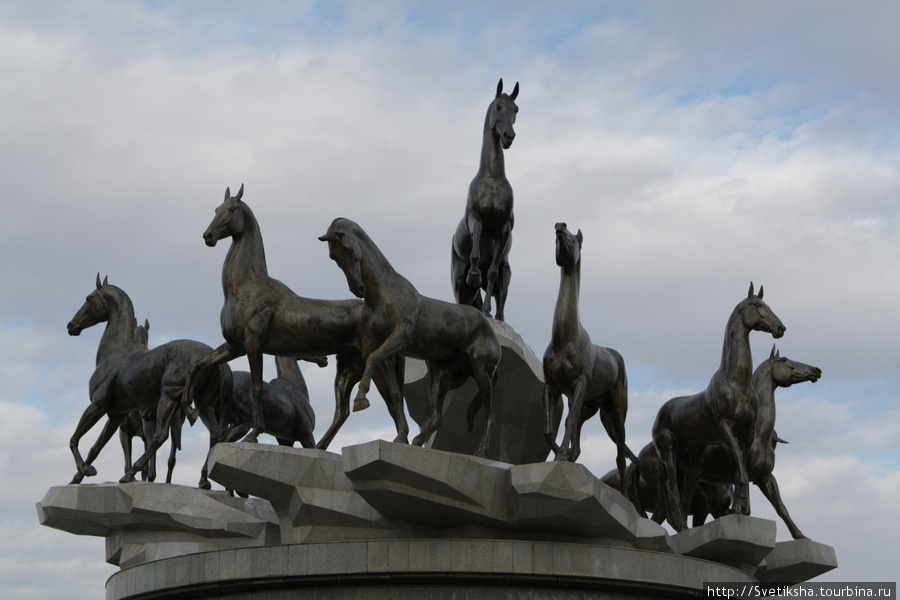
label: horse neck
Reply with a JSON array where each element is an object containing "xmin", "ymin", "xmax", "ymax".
[
  {"xmin": 751, "ymin": 361, "xmax": 777, "ymax": 438},
  {"xmin": 97, "ymin": 289, "xmax": 137, "ymax": 365},
  {"xmin": 357, "ymin": 233, "xmax": 402, "ymax": 302},
  {"xmin": 478, "ymin": 112, "xmax": 506, "ymax": 178},
  {"xmin": 718, "ymin": 305, "xmax": 754, "ymax": 384},
  {"xmin": 551, "ymin": 261, "xmax": 582, "ymax": 344},
  {"xmin": 223, "ymin": 207, "xmax": 269, "ymax": 293}
]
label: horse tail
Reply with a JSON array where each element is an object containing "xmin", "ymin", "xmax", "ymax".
[
  {"xmin": 466, "ymin": 365, "xmax": 499, "ymax": 433},
  {"xmin": 623, "ymin": 457, "xmax": 646, "ymax": 517}
]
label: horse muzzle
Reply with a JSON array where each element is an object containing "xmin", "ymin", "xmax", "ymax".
[
  {"xmin": 67, "ymin": 321, "xmax": 83, "ymax": 336},
  {"xmin": 203, "ymin": 231, "xmax": 218, "ymax": 247}
]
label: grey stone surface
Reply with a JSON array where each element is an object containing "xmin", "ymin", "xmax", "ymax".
[
  {"xmin": 36, "ymin": 482, "xmax": 278, "ymax": 567},
  {"xmin": 757, "ymin": 539, "xmax": 838, "ymax": 584},
  {"xmin": 404, "ymin": 320, "xmax": 551, "ymax": 464},
  {"xmin": 207, "ymin": 442, "xmax": 419, "ymax": 543},
  {"xmin": 106, "ymin": 539, "xmax": 755, "ymax": 600},
  {"xmin": 668, "ymin": 514, "xmax": 777, "ymax": 574}
]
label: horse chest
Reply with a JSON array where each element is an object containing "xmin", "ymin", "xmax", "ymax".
[{"xmin": 471, "ymin": 178, "xmax": 513, "ymax": 221}]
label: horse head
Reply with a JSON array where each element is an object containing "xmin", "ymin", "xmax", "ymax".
[
  {"xmin": 767, "ymin": 346, "xmax": 822, "ymax": 387},
  {"xmin": 67, "ymin": 274, "xmax": 112, "ymax": 336},
  {"xmin": 554, "ymin": 222, "xmax": 583, "ymax": 268},
  {"xmin": 319, "ymin": 218, "xmax": 366, "ymax": 299},
  {"xmin": 134, "ymin": 318, "xmax": 150, "ymax": 347},
  {"xmin": 490, "ymin": 78, "xmax": 519, "ymax": 150},
  {"xmin": 740, "ymin": 282, "xmax": 786, "ymax": 338},
  {"xmin": 203, "ymin": 184, "xmax": 245, "ymax": 247}
]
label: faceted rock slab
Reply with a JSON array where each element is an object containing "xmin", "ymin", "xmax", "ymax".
[
  {"xmin": 669, "ymin": 514, "xmax": 777, "ymax": 574},
  {"xmin": 342, "ymin": 440, "xmax": 668, "ymax": 551},
  {"xmin": 404, "ymin": 320, "xmax": 553, "ymax": 464},
  {"xmin": 757, "ymin": 539, "xmax": 839, "ymax": 584},
  {"xmin": 36, "ymin": 482, "xmax": 278, "ymax": 568},
  {"xmin": 207, "ymin": 442, "xmax": 421, "ymax": 543}
]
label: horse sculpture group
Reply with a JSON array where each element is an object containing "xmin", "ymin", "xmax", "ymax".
[{"xmin": 63, "ymin": 78, "xmax": 821, "ymax": 542}]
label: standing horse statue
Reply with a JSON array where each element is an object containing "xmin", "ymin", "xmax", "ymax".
[
  {"xmin": 451, "ymin": 78, "xmax": 519, "ymax": 321},
  {"xmin": 223, "ymin": 356, "xmax": 323, "ymax": 448},
  {"xmin": 542, "ymin": 223, "xmax": 637, "ymax": 491},
  {"xmin": 696, "ymin": 346, "xmax": 820, "ymax": 538},
  {"xmin": 118, "ymin": 319, "xmax": 187, "ymax": 484},
  {"xmin": 651, "ymin": 283, "xmax": 786, "ymax": 531},
  {"xmin": 182, "ymin": 185, "xmax": 406, "ymax": 450},
  {"xmin": 320, "ymin": 217, "xmax": 502, "ymax": 457},
  {"xmin": 66, "ymin": 275, "xmax": 231, "ymax": 488}
]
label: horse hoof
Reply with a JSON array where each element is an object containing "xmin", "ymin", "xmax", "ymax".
[
  {"xmin": 466, "ymin": 270, "xmax": 482, "ymax": 288},
  {"xmin": 69, "ymin": 473, "xmax": 85, "ymax": 485},
  {"xmin": 198, "ymin": 480, "xmax": 211, "ymax": 490},
  {"xmin": 353, "ymin": 397, "xmax": 370, "ymax": 412},
  {"xmin": 119, "ymin": 473, "xmax": 135, "ymax": 484},
  {"xmin": 241, "ymin": 431, "xmax": 259, "ymax": 443},
  {"xmin": 411, "ymin": 435, "xmax": 425, "ymax": 447},
  {"xmin": 84, "ymin": 465, "xmax": 97, "ymax": 477},
  {"xmin": 474, "ymin": 449, "xmax": 487, "ymax": 458},
  {"xmin": 393, "ymin": 435, "xmax": 409, "ymax": 444}
]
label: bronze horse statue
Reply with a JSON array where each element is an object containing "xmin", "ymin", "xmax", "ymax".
[
  {"xmin": 222, "ymin": 356, "xmax": 323, "ymax": 448},
  {"xmin": 67, "ymin": 276, "xmax": 231, "ymax": 488},
  {"xmin": 694, "ymin": 347, "xmax": 820, "ymax": 538},
  {"xmin": 542, "ymin": 223, "xmax": 637, "ymax": 490},
  {"xmin": 320, "ymin": 217, "xmax": 502, "ymax": 457},
  {"xmin": 118, "ymin": 319, "xmax": 187, "ymax": 484},
  {"xmin": 651, "ymin": 283, "xmax": 786, "ymax": 531},
  {"xmin": 183, "ymin": 185, "xmax": 406, "ymax": 450},
  {"xmin": 451, "ymin": 78, "xmax": 519, "ymax": 321}
]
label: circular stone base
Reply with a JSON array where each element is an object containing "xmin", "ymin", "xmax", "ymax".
[{"xmin": 106, "ymin": 539, "xmax": 754, "ymax": 599}]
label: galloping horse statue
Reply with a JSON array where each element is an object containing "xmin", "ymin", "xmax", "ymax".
[
  {"xmin": 183, "ymin": 185, "xmax": 407, "ymax": 450},
  {"xmin": 451, "ymin": 78, "xmax": 519, "ymax": 321},
  {"xmin": 67, "ymin": 275, "xmax": 231, "ymax": 489},
  {"xmin": 320, "ymin": 217, "xmax": 502, "ymax": 457},
  {"xmin": 542, "ymin": 223, "xmax": 637, "ymax": 491},
  {"xmin": 222, "ymin": 356, "xmax": 322, "ymax": 448},
  {"xmin": 651, "ymin": 283, "xmax": 786, "ymax": 531},
  {"xmin": 695, "ymin": 346, "xmax": 820, "ymax": 538}
]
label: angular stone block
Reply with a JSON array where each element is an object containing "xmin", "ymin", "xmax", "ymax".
[
  {"xmin": 36, "ymin": 482, "xmax": 278, "ymax": 567},
  {"xmin": 404, "ymin": 320, "xmax": 553, "ymax": 464},
  {"xmin": 508, "ymin": 460, "xmax": 670, "ymax": 551},
  {"xmin": 668, "ymin": 514, "xmax": 777, "ymax": 574},
  {"xmin": 757, "ymin": 539, "xmax": 838, "ymax": 584},
  {"xmin": 342, "ymin": 439, "xmax": 513, "ymax": 529},
  {"xmin": 208, "ymin": 442, "xmax": 414, "ymax": 543}
]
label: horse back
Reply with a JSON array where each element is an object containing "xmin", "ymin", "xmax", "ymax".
[{"xmin": 408, "ymin": 297, "xmax": 499, "ymax": 363}]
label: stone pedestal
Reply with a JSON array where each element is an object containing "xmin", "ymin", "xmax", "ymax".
[{"xmin": 38, "ymin": 442, "xmax": 838, "ymax": 600}]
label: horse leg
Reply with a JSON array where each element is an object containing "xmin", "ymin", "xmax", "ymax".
[
  {"xmin": 74, "ymin": 414, "xmax": 124, "ymax": 484},
  {"xmin": 316, "ymin": 356, "xmax": 356, "ymax": 450},
  {"xmin": 542, "ymin": 385, "xmax": 562, "ymax": 454},
  {"xmin": 355, "ymin": 329, "xmax": 408, "ymax": 411},
  {"xmin": 756, "ymin": 474, "xmax": 806, "ymax": 539},
  {"xmin": 166, "ymin": 410, "xmax": 183, "ymax": 484},
  {"xmin": 195, "ymin": 405, "xmax": 220, "ymax": 490},
  {"xmin": 68, "ymin": 399, "xmax": 110, "ymax": 482},
  {"xmin": 119, "ymin": 425, "xmax": 133, "ymax": 479},
  {"xmin": 243, "ymin": 345, "xmax": 265, "ymax": 443},
  {"xmin": 412, "ymin": 367, "xmax": 450, "ymax": 447},
  {"xmin": 122, "ymin": 396, "xmax": 178, "ymax": 483},
  {"xmin": 465, "ymin": 213, "xmax": 483, "ymax": 288},
  {"xmin": 481, "ymin": 227, "xmax": 511, "ymax": 320},
  {"xmin": 374, "ymin": 359, "xmax": 409, "ymax": 444},
  {"xmin": 653, "ymin": 430, "xmax": 687, "ymax": 532},
  {"xmin": 472, "ymin": 366, "xmax": 496, "ymax": 458},
  {"xmin": 556, "ymin": 376, "xmax": 588, "ymax": 462},
  {"xmin": 141, "ymin": 415, "xmax": 157, "ymax": 482},
  {"xmin": 493, "ymin": 259, "xmax": 511, "ymax": 322},
  {"xmin": 718, "ymin": 420, "xmax": 751, "ymax": 515}
]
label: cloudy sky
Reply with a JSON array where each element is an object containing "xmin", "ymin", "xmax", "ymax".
[{"xmin": 2, "ymin": 1, "xmax": 898, "ymax": 597}]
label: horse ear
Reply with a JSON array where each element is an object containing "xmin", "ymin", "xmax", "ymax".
[
  {"xmin": 102, "ymin": 275, "xmax": 108, "ymax": 287},
  {"xmin": 236, "ymin": 183, "xmax": 244, "ymax": 200},
  {"xmin": 96, "ymin": 273, "xmax": 102, "ymax": 289},
  {"xmin": 748, "ymin": 282, "xmax": 755, "ymax": 298},
  {"xmin": 224, "ymin": 187, "xmax": 230, "ymax": 200},
  {"xmin": 769, "ymin": 344, "xmax": 776, "ymax": 359},
  {"xmin": 758, "ymin": 285, "xmax": 764, "ymax": 300},
  {"xmin": 144, "ymin": 319, "xmax": 149, "ymax": 330},
  {"xmin": 510, "ymin": 81, "xmax": 519, "ymax": 101},
  {"xmin": 576, "ymin": 229, "xmax": 583, "ymax": 245},
  {"xmin": 496, "ymin": 78, "xmax": 503, "ymax": 98}
]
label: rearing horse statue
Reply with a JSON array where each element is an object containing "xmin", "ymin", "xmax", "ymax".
[
  {"xmin": 182, "ymin": 185, "xmax": 407, "ymax": 449},
  {"xmin": 320, "ymin": 217, "xmax": 501, "ymax": 457},
  {"xmin": 451, "ymin": 78, "xmax": 519, "ymax": 321},
  {"xmin": 542, "ymin": 223, "xmax": 637, "ymax": 490},
  {"xmin": 652, "ymin": 283, "xmax": 786, "ymax": 532}
]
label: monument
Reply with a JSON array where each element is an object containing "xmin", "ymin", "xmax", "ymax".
[{"xmin": 38, "ymin": 80, "xmax": 836, "ymax": 599}]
